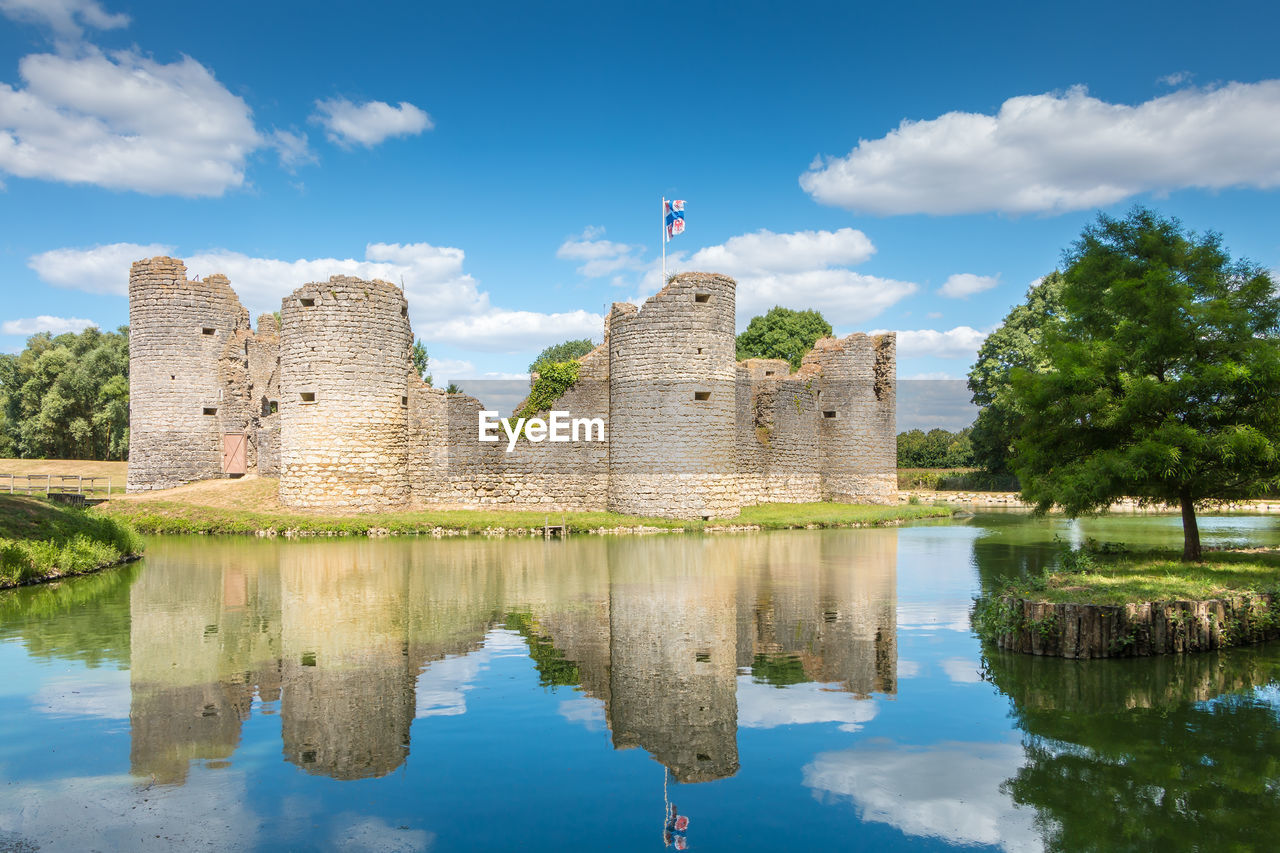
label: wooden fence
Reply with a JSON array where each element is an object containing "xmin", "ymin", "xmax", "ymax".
[{"xmin": 1, "ymin": 474, "xmax": 116, "ymax": 496}]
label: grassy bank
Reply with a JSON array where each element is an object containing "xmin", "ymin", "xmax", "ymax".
[
  {"xmin": 100, "ymin": 478, "xmax": 951, "ymax": 536},
  {"xmin": 897, "ymin": 467, "xmax": 1020, "ymax": 492},
  {"xmin": 988, "ymin": 549, "xmax": 1280, "ymax": 607},
  {"xmin": 0, "ymin": 496, "xmax": 144, "ymax": 588}
]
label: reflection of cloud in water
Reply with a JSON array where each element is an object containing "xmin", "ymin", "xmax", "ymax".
[
  {"xmin": 736, "ymin": 677, "xmax": 878, "ymax": 730},
  {"xmin": 559, "ymin": 696, "xmax": 607, "ymax": 731},
  {"xmin": 939, "ymin": 657, "xmax": 983, "ymax": 684},
  {"xmin": 332, "ymin": 814, "xmax": 433, "ymax": 852},
  {"xmin": 896, "ymin": 660, "xmax": 922, "ymax": 679},
  {"xmin": 0, "ymin": 771, "xmax": 259, "ymax": 852},
  {"xmin": 804, "ymin": 741, "xmax": 1043, "ymax": 852},
  {"xmin": 33, "ymin": 669, "xmax": 130, "ymax": 719},
  {"xmin": 415, "ymin": 630, "xmax": 529, "ymax": 718},
  {"xmin": 896, "ymin": 602, "xmax": 971, "ymax": 632}
]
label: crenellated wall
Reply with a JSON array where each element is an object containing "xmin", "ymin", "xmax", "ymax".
[{"xmin": 126, "ymin": 257, "xmax": 896, "ymax": 516}]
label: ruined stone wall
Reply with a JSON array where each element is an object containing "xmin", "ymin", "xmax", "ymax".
[
  {"xmin": 278, "ymin": 277, "xmax": 413, "ymax": 509},
  {"xmin": 410, "ymin": 344, "xmax": 610, "ymax": 510},
  {"xmin": 799, "ymin": 333, "xmax": 898, "ymax": 505},
  {"xmin": 127, "ymin": 258, "xmax": 253, "ymax": 491},
  {"xmin": 608, "ymin": 273, "xmax": 740, "ymax": 519}
]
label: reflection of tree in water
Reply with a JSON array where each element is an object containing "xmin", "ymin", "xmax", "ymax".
[
  {"xmin": 984, "ymin": 646, "xmax": 1280, "ymax": 851},
  {"xmin": 0, "ymin": 561, "xmax": 138, "ymax": 669}
]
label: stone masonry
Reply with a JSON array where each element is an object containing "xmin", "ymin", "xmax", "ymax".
[{"xmin": 127, "ymin": 258, "xmax": 897, "ymax": 517}]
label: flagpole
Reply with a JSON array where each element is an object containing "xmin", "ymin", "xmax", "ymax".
[{"xmin": 661, "ymin": 196, "xmax": 666, "ymax": 283}]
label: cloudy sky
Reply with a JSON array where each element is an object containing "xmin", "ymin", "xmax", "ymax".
[{"xmin": 2, "ymin": 0, "xmax": 1278, "ymax": 380}]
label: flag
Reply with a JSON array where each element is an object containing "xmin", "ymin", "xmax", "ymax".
[{"xmin": 665, "ymin": 199, "xmax": 685, "ymax": 241}]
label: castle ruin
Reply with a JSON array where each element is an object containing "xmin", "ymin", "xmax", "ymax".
[{"xmin": 127, "ymin": 256, "xmax": 896, "ymax": 518}]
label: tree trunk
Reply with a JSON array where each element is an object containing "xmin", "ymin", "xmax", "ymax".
[{"xmin": 1180, "ymin": 488, "xmax": 1201, "ymax": 562}]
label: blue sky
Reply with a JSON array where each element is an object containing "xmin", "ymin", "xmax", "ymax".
[{"xmin": 2, "ymin": 0, "xmax": 1279, "ymax": 381}]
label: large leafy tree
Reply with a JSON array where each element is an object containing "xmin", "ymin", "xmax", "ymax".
[
  {"xmin": 0, "ymin": 326, "xmax": 131, "ymax": 460},
  {"xmin": 1010, "ymin": 208, "xmax": 1280, "ymax": 561},
  {"xmin": 966, "ymin": 273, "xmax": 1064, "ymax": 475},
  {"xmin": 735, "ymin": 306, "xmax": 833, "ymax": 370},
  {"xmin": 528, "ymin": 338, "xmax": 595, "ymax": 373},
  {"xmin": 896, "ymin": 427, "xmax": 974, "ymax": 468}
]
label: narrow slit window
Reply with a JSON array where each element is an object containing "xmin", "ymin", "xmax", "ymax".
[
  {"xmin": 694, "ymin": 292, "xmax": 710, "ymax": 303},
  {"xmin": 299, "ymin": 392, "xmax": 316, "ymax": 403},
  {"xmin": 201, "ymin": 327, "xmax": 215, "ymax": 335},
  {"xmin": 203, "ymin": 407, "xmax": 217, "ymax": 416},
  {"xmin": 693, "ymin": 391, "xmax": 711, "ymax": 401},
  {"xmin": 299, "ymin": 297, "xmax": 315, "ymax": 307},
  {"xmin": 269, "ymin": 400, "xmax": 279, "ymax": 414},
  {"xmin": 695, "ymin": 652, "xmax": 711, "ymax": 663},
  {"xmin": 696, "ymin": 347, "xmax": 703, "ymax": 355},
  {"xmin": 401, "ymin": 396, "xmax": 409, "ymax": 407},
  {"xmin": 401, "ymin": 306, "xmax": 408, "ymax": 317},
  {"xmin": 764, "ymin": 370, "xmax": 775, "ymax": 376},
  {"xmin": 823, "ymin": 410, "xmax": 837, "ymax": 419}
]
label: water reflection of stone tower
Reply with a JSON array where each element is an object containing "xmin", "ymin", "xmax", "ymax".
[
  {"xmin": 608, "ymin": 538, "xmax": 739, "ymax": 782},
  {"xmin": 278, "ymin": 277, "xmax": 413, "ymax": 509},
  {"xmin": 279, "ymin": 543, "xmax": 417, "ymax": 779},
  {"xmin": 739, "ymin": 529, "xmax": 897, "ymax": 696},
  {"xmin": 608, "ymin": 273, "xmax": 741, "ymax": 519},
  {"xmin": 128, "ymin": 549, "xmax": 282, "ymax": 785}
]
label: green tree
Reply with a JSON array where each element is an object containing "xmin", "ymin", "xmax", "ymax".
[
  {"xmin": 0, "ymin": 326, "xmax": 131, "ymax": 460},
  {"xmin": 411, "ymin": 339, "xmax": 432, "ymax": 385},
  {"xmin": 896, "ymin": 427, "xmax": 974, "ymax": 468},
  {"xmin": 966, "ymin": 273, "xmax": 1064, "ymax": 475},
  {"xmin": 1009, "ymin": 208, "xmax": 1280, "ymax": 561},
  {"xmin": 735, "ymin": 307, "xmax": 832, "ymax": 370},
  {"xmin": 529, "ymin": 338, "xmax": 595, "ymax": 373}
]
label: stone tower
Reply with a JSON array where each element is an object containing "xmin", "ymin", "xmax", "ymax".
[
  {"xmin": 278, "ymin": 276, "xmax": 414, "ymax": 509},
  {"xmin": 607, "ymin": 272, "xmax": 741, "ymax": 519},
  {"xmin": 802, "ymin": 333, "xmax": 898, "ymax": 504},
  {"xmin": 127, "ymin": 257, "xmax": 253, "ymax": 491}
]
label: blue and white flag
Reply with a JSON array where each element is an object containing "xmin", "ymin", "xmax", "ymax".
[{"xmin": 665, "ymin": 199, "xmax": 685, "ymax": 241}]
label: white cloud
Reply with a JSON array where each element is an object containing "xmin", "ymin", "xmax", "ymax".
[
  {"xmin": 431, "ymin": 308, "xmax": 603, "ymax": 352},
  {"xmin": 0, "ymin": 48, "xmax": 262, "ymax": 196},
  {"xmin": 28, "ymin": 241, "xmax": 174, "ymax": 294},
  {"xmin": 640, "ymin": 228, "xmax": 916, "ymax": 325},
  {"xmin": 939, "ymin": 273, "xmax": 999, "ymax": 299},
  {"xmin": 895, "ymin": 601, "xmax": 973, "ymax": 632},
  {"xmin": 27, "ymin": 240, "xmax": 607, "ymax": 358},
  {"xmin": 557, "ymin": 226, "xmax": 644, "ymax": 277},
  {"xmin": 312, "ymin": 97, "xmax": 433, "ymax": 148},
  {"xmin": 1159, "ymin": 71, "xmax": 1192, "ymax": 87},
  {"xmin": 268, "ymin": 129, "xmax": 316, "ymax": 170},
  {"xmin": 801, "ymin": 81, "xmax": 1280, "ymax": 215},
  {"xmin": 804, "ymin": 741, "xmax": 1042, "ymax": 852},
  {"xmin": 0, "ymin": 0, "xmax": 128, "ymax": 39},
  {"xmin": 1, "ymin": 315, "xmax": 97, "ymax": 335},
  {"xmin": 871, "ymin": 326, "xmax": 988, "ymax": 360},
  {"xmin": 559, "ymin": 697, "xmax": 607, "ymax": 731}
]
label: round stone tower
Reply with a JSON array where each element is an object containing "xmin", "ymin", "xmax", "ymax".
[
  {"xmin": 127, "ymin": 257, "xmax": 252, "ymax": 491},
  {"xmin": 278, "ymin": 276, "xmax": 413, "ymax": 510},
  {"xmin": 608, "ymin": 272, "xmax": 740, "ymax": 519}
]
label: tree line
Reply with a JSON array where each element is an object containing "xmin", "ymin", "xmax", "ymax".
[{"xmin": 0, "ymin": 327, "xmax": 130, "ymax": 460}]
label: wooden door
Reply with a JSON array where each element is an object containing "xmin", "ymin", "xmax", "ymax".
[{"xmin": 222, "ymin": 432, "xmax": 248, "ymax": 475}]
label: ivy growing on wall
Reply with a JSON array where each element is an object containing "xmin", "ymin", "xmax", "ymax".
[{"xmin": 517, "ymin": 361, "xmax": 580, "ymax": 419}]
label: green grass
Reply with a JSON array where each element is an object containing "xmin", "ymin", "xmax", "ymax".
[
  {"xmin": 0, "ymin": 495, "xmax": 144, "ymax": 588},
  {"xmin": 100, "ymin": 497, "xmax": 951, "ymax": 537},
  {"xmin": 998, "ymin": 550, "xmax": 1280, "ymax": 606}
]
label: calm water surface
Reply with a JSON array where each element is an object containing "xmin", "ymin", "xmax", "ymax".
[{"xmin": 2, "ymin": 513, "xmax": 1279, "ymax": 851}]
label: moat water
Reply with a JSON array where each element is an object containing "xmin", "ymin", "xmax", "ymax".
[{"xmin": 2, "ymin": 514, "xmax": 1280, "ymax": 851}]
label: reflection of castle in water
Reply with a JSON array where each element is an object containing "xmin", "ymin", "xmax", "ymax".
[{"xmin": 126, "ymin": 531, "xmax": 896, "ymax": 785}]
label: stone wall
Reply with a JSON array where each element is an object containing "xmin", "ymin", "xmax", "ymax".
[
  {"xmin": 278, "ymin": 277, "xmax": 413, "ymax": 510},
  {"xmin": 608, "ymin": 273, "xmax": 741, "ymax": 519}
]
